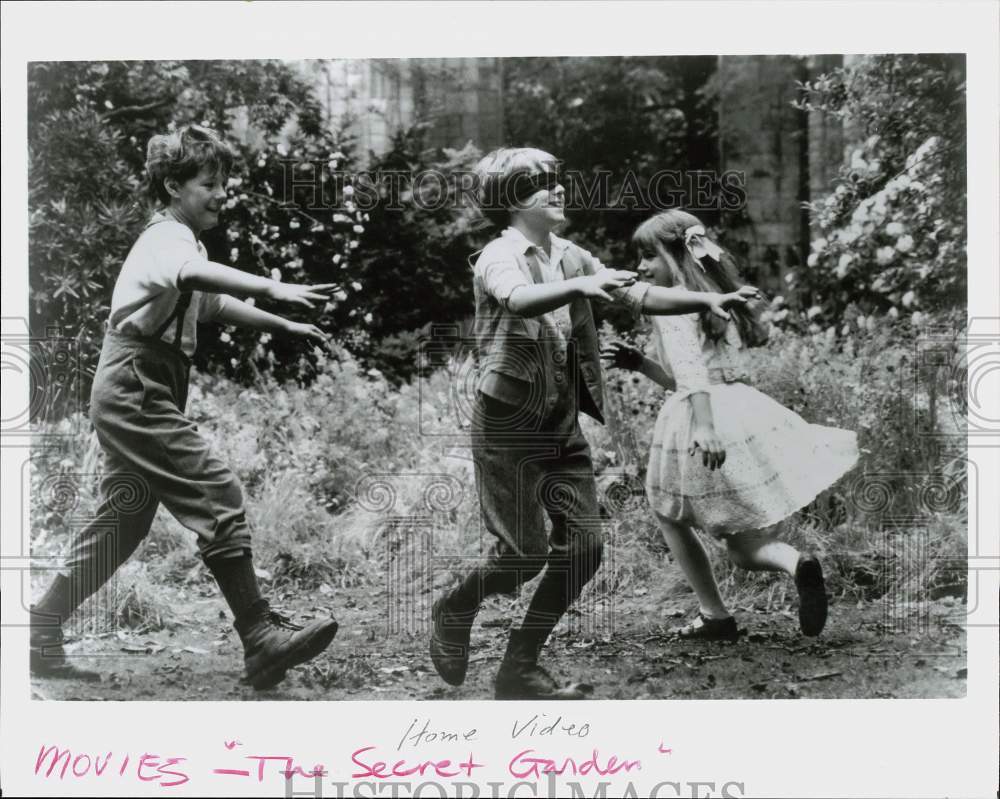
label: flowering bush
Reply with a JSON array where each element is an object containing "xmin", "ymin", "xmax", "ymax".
[{"xmin": 777, "ymin": 55, "xmax": 966, "ymax": 335}]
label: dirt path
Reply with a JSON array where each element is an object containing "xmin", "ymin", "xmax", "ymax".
[{"xmin": 32, "ymin": 585, "xmax": 967, "ymax": 702}]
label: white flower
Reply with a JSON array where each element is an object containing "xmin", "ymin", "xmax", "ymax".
[
  {"xmin": 888, "ymin": 306, "xmax": 899, "ymax": 319},
  {"xmin": 895, "ymin": 234, "xmax": 914, "ymax": 253},
  {"xmin": 363, "ymin": 312, "xmax": 373, "ymax": 324},
  {"xmin": 332, "ymin": 213, "xmax": 350, "ymax": 224},
  {"xmin": 351, "ymin": 281, "xmax": 362, "ymax": 291},
  {"xmin": 343, "ymin": 185, "xmax": 355, "ymax": 198},
  {"xmin": 225, "ymin": 198, "xmax": 238, "ymax": 210},
  {"xmin": 835, "ymin": 253, "xmax": 853, "ymax": 278},
  {"xmin": 773, "ymin": 295, "xmax": 785, "ymax": 306},
  {"xmin": 276, "ymin": 144, "xmax": 288, "ymax": 157},
  {"xmin": 349, "ymin": 240, "xmax": 359, "ymax": 249},
  {"xmin": 332, "ymin": 254, "xmax": 342, "ymax": 264},
  {"xmin": 227, "ymin": 176, "xmax": 243, "ymax": 189},
  {"xmin": 886, "ymin": 221, "xmax": 904, "ymax": 237},
  {"xmin": 353, "ymin": 224, "xmax": 365, "ymax": 234},
  {"xmin": 856, "ymin": 314, "xmax": 867, "ymax": 330},
  {"xmin": 257, "ymin": 158, "xmax": 267, "ymax": 168},
  {"xmin": 220, "ymin": 331, "xmax": 232, "ymax": 343},
  {"xmin": 911, "ymin": 311, "xmax": 924, "ymax": 326},
  {"xmin": 901, "ymin": 290, "xmax": 916, "ymax": 308},
  {"xmin": 334, "ymin": 289, "xmax": 348, "ymax": 301},
  {"xmin": 230, "ymin": 247, "xmax": 239, "ymax": 261},
  {"xmin": 773, "ymin": 309, "xmax": 789, "ymax": 322},
  {"xmin": 807, "ymin": 305, "xmax": 822, "ymax": 319},
  {"xmin": 328, "ymin": 159, "xmax": 339, "ymax": 171},
  {"xmin": 270, "ymin": 268, "xmax": 282, "ymax": 281},
  {"xmin": 876, "ymin": 246, "xmax": 895, "ymax": 266},
  {"xmin": 807, "ymin": 253, "xmax": 819, "ymax": 268},
  {"xmin": 289, "ymin": 219, "xmax": 300, "ymax": 230}
]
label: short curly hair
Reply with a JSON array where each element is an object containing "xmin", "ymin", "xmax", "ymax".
[
  {"xmin": 473, "ymin": 147, "xmax": 559, "ymax": 228},
  {"xmin": 145, "ymin": 125, "xmax": 235, "ymax": 205}
]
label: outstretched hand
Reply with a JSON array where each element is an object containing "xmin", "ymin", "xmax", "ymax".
[
  {"xmin": 705, "ymin": 285, "xmax": 764, "ymax": 320},
  {"xmin": 285, "ymin": 321, "xmax": 332, "ymax": 349},
  {"xmin": 266, "ymin": 282, "xmax": 339, "ymax": 309},
  {"xmin": 576, "ymin": 269, "xmax": 637, "ymax": 302},
  {"xmin": 600, "ymin": 341, "xmax": 644, "ymax": 372}
]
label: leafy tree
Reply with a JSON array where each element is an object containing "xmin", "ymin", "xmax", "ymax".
[
  {"xmin": 778, "ymin": 54, "xmax": 967, "ymax": 334},
  {"xmin": 503, "ymin": 56, "xmax": 719, "ymax": 266},
  {"xmin": 28, "ymin": 60, "xmax": 367, "ymax": 411}
]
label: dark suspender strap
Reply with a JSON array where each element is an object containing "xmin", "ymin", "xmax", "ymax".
[{"xmin": 151, "ymin": 291, "xmax": 193, "ymax": 346}]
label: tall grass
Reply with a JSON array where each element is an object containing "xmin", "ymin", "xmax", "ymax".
[{"xmin": 30, "ymin": 320, "xmax": 967, "ymax": 631}]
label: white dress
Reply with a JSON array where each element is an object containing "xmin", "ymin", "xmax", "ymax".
[{"xmin": 644, "ymin": 313, "xmax": 858, "ymax": 538}]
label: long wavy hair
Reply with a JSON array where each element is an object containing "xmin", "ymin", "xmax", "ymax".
[{"xmin": 632, "ymin": 209, "xmax": 769, "ymax": 347}]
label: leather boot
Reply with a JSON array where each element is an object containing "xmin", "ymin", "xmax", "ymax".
[
  {"xmin": 494, "ymin": 626, "xmax": 592, "ymax": 700},
  {"xmin": 29, "ymin": 595, "xmax": 100, "ymax": 682},
  {"xmin": 235, "ymin": 601, "xmax": 338, "ymax": 690},
  {"xmin": 429, "ymin": 594, "xmax": 477, "ymax": 686}
]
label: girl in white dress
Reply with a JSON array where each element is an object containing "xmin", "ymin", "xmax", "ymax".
[{"xmin": 603, "ymin": 209, "xmax": 858, "ymax": 640}]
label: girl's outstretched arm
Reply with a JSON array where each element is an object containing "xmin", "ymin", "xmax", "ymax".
[
  {"xmin": 642, "ymin": 285, "xmax": 761, "ymax": 319},
  {"xmin": 601, "ymin": 342, "xmax": 676, "ymax": 391}
]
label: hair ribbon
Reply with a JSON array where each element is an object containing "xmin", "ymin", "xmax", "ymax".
[{"xmin": 684, "ymin": 225, "xmax": 723, "ymax": 270}]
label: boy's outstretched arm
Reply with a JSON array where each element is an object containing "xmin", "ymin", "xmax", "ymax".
[
  {"xmin": 178, "ymin": 259, "xmax": 337, "ymax": 308},
  {"xmin": 214, "ymin": 297, "xmax": 330, "ymax": 347},
  {"xmin": 507, "ymin": 269, "xmax": 639, "ymax": 317}
]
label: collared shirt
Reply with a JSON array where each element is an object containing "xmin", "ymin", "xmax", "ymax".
[
  {"xmin": 471, "ymin": 226, "xmax": 651, "ymax": 423},
  {"xmin": 478, "ymin": 227, "xmax": 649, "ymax": 320},
  {"xmin": 109, "ymin": 213, "xmax": 232, "ymax": 356}
]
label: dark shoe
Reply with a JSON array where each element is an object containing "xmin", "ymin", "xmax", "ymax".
[
  {"xmin": 673, "ymin": 613, "xmax": 741, "ymax": 643},
  {"xmin": 429, "ymin": 596, "xmax": 477, "ymax": 686},
  {"xmin": 795, "ymin": 554, "xmax": 828, "ymax": 637},
  {"xmin": 236, "ymin": 604, "xmax": 338, "ymax": 690},
  {"xmin": 29, "ymin": 611, "xmax": 100, "ymax": 681},
  {"xmin": 494, "ymin": 628, "xmax": 593, "ymax": 700}
]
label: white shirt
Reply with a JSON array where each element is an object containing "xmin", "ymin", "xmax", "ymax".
[{"xmin": 109, "ymin": 214, "xmax": 232, "ymax": 356}]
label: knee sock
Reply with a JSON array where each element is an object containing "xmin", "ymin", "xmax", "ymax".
[
  {"xmin": 33, "ymin": 574, "xmax": 81, "ymax": 629},
  {"xmin": 448, "ymin": 554, "xmax": 549, "ymax": 613},
  {"xmin": 204, "ymin": 551, "xmax": 265, "ymax": 625},
  {"xmin": 517, "ymin": 533, "xmax": 603, "ymax": 655}
]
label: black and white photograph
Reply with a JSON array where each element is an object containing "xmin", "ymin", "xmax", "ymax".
[{"xmin": 2, "ymin": 3, "xmax": 997, "ymax": 798}]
